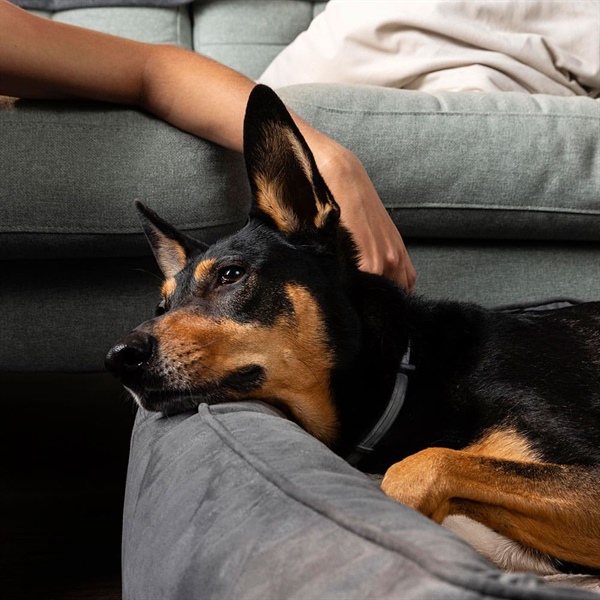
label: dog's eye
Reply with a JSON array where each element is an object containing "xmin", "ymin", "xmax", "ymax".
[
  {"xmin": 218, "ymin": 266, "xmax": 245, "ymax": 286},
  {"xmin": 155, "ymin": 299, "xmax": 168, "ymax": 316}
]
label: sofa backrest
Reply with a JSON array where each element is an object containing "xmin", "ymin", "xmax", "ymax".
[{"xmin": 193, "ymin": 0, "xmax": 326, "ymax": 80}]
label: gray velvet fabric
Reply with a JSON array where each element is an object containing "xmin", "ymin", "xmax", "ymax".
[
  {"xmin": 0, "ymin": 257, "xmax": 161, "ymax": 372},
  {"xmin": 122, "ymin": 401, "xmax": 595, "ymax": 600},
  {"xmin": 23, "ymin": 3, "xmax": 192, "ymax": 47},
  {"xmin": 29, "ymin": 5, "xmax": 194, "ymax": 47}
]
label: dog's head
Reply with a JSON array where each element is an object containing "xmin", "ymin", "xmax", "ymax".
[{"xmin": 106, "ymin": 85, "xmax": 403, "ymax": 447}]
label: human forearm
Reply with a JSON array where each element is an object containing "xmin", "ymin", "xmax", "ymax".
[
  {"xmin": 138, "ymin": 44, "xmax": 255, "ymax": 151},
  {"xmin": 0, "ymin": 0, "xmax": 148, "ymax": 102},
  {"xmin": 0, "ymin": 0, "xmax": 252, "ymax": 149}
]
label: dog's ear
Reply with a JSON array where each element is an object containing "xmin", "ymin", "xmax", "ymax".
[
  {"xmin": 243, "ymin": 84, "xmax": 340, "ymax": 238},
  {"xmin": 135, "ymin": 201, "xmax": 208, "ymax": 279}
]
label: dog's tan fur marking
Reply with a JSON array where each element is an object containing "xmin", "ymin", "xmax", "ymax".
[
  {"xmin": 254, "ymin": 283, "xmax": 338, "ymax": 443},
  {"xmin": 252, "ymin": 122, "xmax": 334, "ymax": 235},
  {"xmin": 153, "ymin": 283, "xmax": 338, "ymax": 444},
  {"xmin": 161, "ymin": 277, "xmax": 177, "ymax": 299},
  {"xmin": 464, "ymin": 428, "xmax": 542, "ymax": 462},
  {"xmin": 155, "ymin": 238, "xmax": 187, "ymax": 279},
  {"xmin": 284, "ymin": 127, "xmax": 312, "ymax": 181},
  {"xmin": 194, "ymin": 259, "xmax": 216, "ymax": 283},
  {"xmin": 313, "ymin": 198, "xmax": 335, "ymax": 230},
  {"xmin": 254, "ymin": 173, "xmax": 300, "ymax": 234},
  {"xmin": 382, "ymin": 444, "xmax": 600, "ymax": 569},
  {"xmin": 253, "ymin": 122, "xmax": 300, "ymax": 234},
  {"xmin": 282, "ymin": 128, "xmax": 335, "ymax": 230}
]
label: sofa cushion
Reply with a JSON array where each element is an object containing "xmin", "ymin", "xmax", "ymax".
[
  {"xmin": 193, "ymin": 0, "xmax": 327, "ymax": 81},
  {"xmin": 26, "ymin": 5, "xmax": 193, "ymax": 48},
  {"xmin": 3, "ymin": 84, "xmax": 598, "ymax": 261},
  {"xmin": 2, "ymin": 242, "xmax": 598, "ymax": 373},
  {"xmin": 15, "ymin": 0, "xmax": 189, "ymax": 7},
  {"xmin": 277, "ymin": 84, "xmax": 600, "ymax": 242},
  {"xmin": 0, "ymin": 98, "xmax": 249, "ymax": 260},
  {"xmin": 122, "ymin": 401, "xmax": 593, "ymax": 599}
]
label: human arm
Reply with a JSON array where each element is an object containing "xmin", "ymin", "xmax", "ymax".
[{"xmin": 0, "ymin": 0, "xmax": 415, "ymax": 289}]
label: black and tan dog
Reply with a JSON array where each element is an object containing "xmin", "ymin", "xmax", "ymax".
[{"xmin": 106, "ymin": 84, "xmax": 600, "ymax": 576}]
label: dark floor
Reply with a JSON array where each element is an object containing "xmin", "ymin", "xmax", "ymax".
[{"xmin": 1, "ymin": 373, "xmax": 136, "ymax": 600}]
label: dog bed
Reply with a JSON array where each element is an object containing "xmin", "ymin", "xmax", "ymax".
[{"xmin": 122, "ymin": 398, "xmax": 596, "ymax": 599}]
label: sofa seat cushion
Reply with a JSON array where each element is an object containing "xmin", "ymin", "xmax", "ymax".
[
  {"xmin": 277, "ymin": 84, "xmax": 600, "ymax": 243},
  {"xmin": 3, "ymin": 85, "xmax": 598, "ymax": 261},
  {"xmin": 122, "ymin": 401, "xmax": 592, "ymax": 599},
  {"xmin": 0, "ymin": 98, "xmax": 250, "ymax": 260}
]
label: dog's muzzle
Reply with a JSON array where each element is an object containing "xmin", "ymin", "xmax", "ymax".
[{"xmin": 105, "ymin": 330, "xmax": 155, "ymax": 382}]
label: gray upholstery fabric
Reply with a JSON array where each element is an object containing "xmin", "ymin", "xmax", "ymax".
[
  {"xmin": 2, "ymin": 242, "xmax": 597, "ymax": 373},
  {"xmin": 2, "ymin": 86, "xmax": 598, "ymax": 260},
  {"xmin": 12, "ymin": 0, "xmax": 190, "ymax": 9},
  {"xmin": 0, "ymin": 257, "xmax": 161, "ymax": 372},
  {"xmin": 193, "ymin": 0, "xmax": 327, "ymax": 81},
  {"xmin": 17, "ymin": 4, "xmax": 193, "ymax": 47},
  {"xmin": 0, "ymin": 99, "xmax": 249, "ymax": 260},
  {"xmin": 277, "ymin": 84, "xmax": 600, "ymax": 243},
  {"xmin": 122, "ymin": 401, "xmax": 595, "ymax": 600},
  {"xmin": 408, "ymin": 240, "xmax": 600, "ymax": 306}
]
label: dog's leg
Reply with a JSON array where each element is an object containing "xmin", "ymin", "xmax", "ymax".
[{"xmin": 381, "ymin": 447, "xmax": 600, "ymax": 569}]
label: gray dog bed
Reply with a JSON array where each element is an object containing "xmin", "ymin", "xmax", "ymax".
[{"xmin": 122, "ymin": 400, "xmax": 596, "ymax": 599}]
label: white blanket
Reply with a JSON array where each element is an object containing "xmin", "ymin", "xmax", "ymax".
[{"xmin": 259, "ymin": 0, "xmax": 600, "ymax": 97}]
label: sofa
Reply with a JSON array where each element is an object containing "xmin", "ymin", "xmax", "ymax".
[
  {"xmin": 2, "ymin": 0, "xmax": 599, "ymax": 373},
  {"xmin": 1, "ymin": 0, "xmax": 599, "ymax": 598}
]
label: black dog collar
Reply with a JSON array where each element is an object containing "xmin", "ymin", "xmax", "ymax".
[{"xmin": 346, "ymin": 344, "xmax": 414, "ymax": 467}]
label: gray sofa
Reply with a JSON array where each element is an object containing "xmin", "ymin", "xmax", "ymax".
[
  {"xmin": 1, "ymin": 1, "xmax": 599, "ymax": 598},
  {"xmin": 2, "ymin": 0, "xmax": 599, "ymax": 373}
]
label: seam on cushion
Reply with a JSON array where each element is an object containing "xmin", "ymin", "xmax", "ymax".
[
  {"xmin": 384, "ymin": 205, "xmax": 600, "ymax": 215},
  {"xmin": 283, "ymin": 100, "xmax": 600, "ymax": 120},
  {"xmin": 198, "ymin": 405, "xmax": 560, "ymax": 600},
  {"xmin": 198, "ymin": 41, "xmax": 290, "ymax": 45},
  {"xmin": 132, "ymin": 416, "xmax": 200, "ymax": 462},
  {"xmin": 11, "ymin": 109, "xmax": 598, "ymax": 124},
  {"xmin": 5, "ymin": 119, "xmax": 182, "ymax": 129},
  {"xmin": 5, "ymin": 212, "xmax": 596, "ymax": 232},
  {"xmin": 176, "ymin": 6, "xmax": 181, "ymax": 46},
  {"xmin": 1, "ymin": 220, "xmax": 246, "ymax": 234}
]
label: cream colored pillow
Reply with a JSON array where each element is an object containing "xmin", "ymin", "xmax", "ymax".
[{"xmin": 259, "ymin": 0, "xmax": 600, "ymax": 97}]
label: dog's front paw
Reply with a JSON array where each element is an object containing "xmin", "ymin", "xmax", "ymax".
[{"xmin": 381, "ymin": 448, "xmax": 453, "ymax": 523}]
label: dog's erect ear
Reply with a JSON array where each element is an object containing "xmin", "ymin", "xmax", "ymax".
[
  {"xmin": 243, "ymin": 84, "xmax": 340, "ymax": 238},
  {"xmin": 135, "ymin": 201, "xmax": 208, "ymax": 279}
]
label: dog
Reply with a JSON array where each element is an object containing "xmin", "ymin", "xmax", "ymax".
[{"xmin": 105, "ymin": 84, "xmax": 600, "ymax": 577}]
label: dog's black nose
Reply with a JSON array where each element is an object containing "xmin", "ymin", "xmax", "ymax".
[{"xmin": 105, "ymin": 331, "xmax": 155, "ymax": 379}]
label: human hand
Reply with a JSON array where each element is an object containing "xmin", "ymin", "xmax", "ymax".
[{"xmin": 311, "ymin": 140, "xmax": 416, "ymax": 292}]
